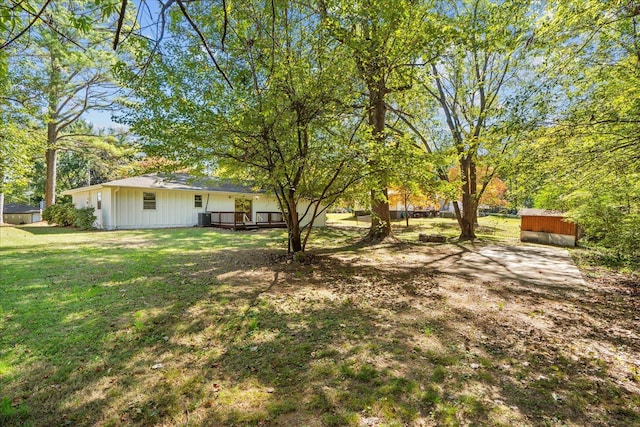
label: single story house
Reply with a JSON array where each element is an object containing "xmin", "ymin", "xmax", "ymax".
[
  {"xmin": 519, "ymin": 208, "xmax": 578, "ymax": 247},
  {"xmin": 2, "ymin": 203, "xmax": 42, "ymax": 225},
  {"xmin": 61, "ymin": 173, "xmax": 325, "ymax": 230}
]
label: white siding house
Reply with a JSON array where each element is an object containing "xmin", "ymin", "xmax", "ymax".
[{"xmin": 62, "ymin": 174, "xmax": 326, "ymax": 230}]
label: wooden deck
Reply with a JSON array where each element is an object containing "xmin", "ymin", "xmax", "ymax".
[{"xmin": 207, "ymin": 211, "xmax": 286, "ymax": 230}]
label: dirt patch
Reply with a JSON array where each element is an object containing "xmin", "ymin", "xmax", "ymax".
[{"xmin": 213, "ymin": 241, "xmax": 640, "ymax": 426}]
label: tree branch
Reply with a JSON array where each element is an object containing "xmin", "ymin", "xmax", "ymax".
[
  {"xmin": 221, "ymin": 0, "xmax": 228, "ymax": 49},
  {"xmin": 113, "ymin": 0, "xmax": 128, "ymax": 50},
  {"xmin": 0, "ymin": 0, "xmax": 52, "ymax": 50},
  {"xmin": 175, "ymin": 0, "xmax": 233, "ymax": 89}
]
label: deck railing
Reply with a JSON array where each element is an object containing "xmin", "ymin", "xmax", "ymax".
[
  {"xmin": 256, "ymin": 211, "xmax": 284, "ymax": 225},
  {"xmin": 209, "ymin": 212, "xmax": 239, "ymax": 226},
  {"xmin": 208, "ymin": 211, "xmax": 285, "ymax": 228}
]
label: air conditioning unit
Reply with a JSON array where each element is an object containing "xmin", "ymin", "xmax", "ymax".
[{"xmin": 198, "ymin": 212, "xmax": 212, "ymax": 227}]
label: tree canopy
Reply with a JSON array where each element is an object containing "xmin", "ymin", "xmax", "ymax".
[
  {"xmin": 2, "ymin": 0, "xmax": 638, "ymax": 258},
  {"xmin": 117, "ymin": 0, "xmax": 368, "ymax": 253},
  {"xmin": 519, "ymin": 0, "xmax": 640, "ymax": 257}
]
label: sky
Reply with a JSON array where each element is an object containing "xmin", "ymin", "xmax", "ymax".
[
  {"xmin": 85, "ymin": 109, "xmax": 121, "ymax": 130},
  {"xmin": 85, "ymin": 0, "xmax": 162, "ymax": 131}
]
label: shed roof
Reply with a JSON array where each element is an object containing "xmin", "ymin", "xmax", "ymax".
[
  {"xmin": 62, "ymin": 173, "xmax": 263, "ymax": 195},
  {"xmin": 519, "ymin": 208, "xmax": 566, "ymax": 217},
  {"xmin": 3, "ymin": 203, "xmax": 40, "ymax": 214}
]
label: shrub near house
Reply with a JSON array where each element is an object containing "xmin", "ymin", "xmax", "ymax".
[{"xmin": 43, "ymin": 203, "xmax": 96, "ymax": 230}]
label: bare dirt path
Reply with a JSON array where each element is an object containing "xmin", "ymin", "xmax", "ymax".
[{"xmin": 431, "ymin": 244, "xmax": 586, "ymax": 288}]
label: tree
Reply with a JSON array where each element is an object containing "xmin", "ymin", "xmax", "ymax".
[
  {"xmin": 414, "ymin": 0, "xmax": 543, "ymax": 239},
  {"xmin": 448, "ymin": 166, "xmax": 509, "ymax": 209},
  {"xmin": 386, "ymin": 141, "xmax": 441, "ymax": 227},
  {"xmin": 523, "ymin": 1, "xmax": 640, "ymax": 257},
  {"xmin": 318, "ymin": 0, "xmax": 443, "ymax": 240},
  {"xmin": 117, "ymin": 0, "xmax": 365, "ymax": 254},
  {"xmin": 1, "ymin": 1, "xmax": 125, "ymax": 81},
  {"xmin": 0, "ymin": 123, "xmax": 40, "ymax": 224},
  {"xmin": 479, "ymin": 176, "xmax": 508, "ymax": 208},
  {"xmin": 6, "ymin": 0, "xmax": 123, "ymax": 207},
  {"xmin": 0, "ymin": 50, "xmax": 41, "ymax": 223},
  {"xmin": 389, "ymin": 182, "xmax": 437, "ymax": 227}
]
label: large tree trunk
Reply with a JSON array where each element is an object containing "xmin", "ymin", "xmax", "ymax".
[
  {"xmin": 44, "ymin": 121, "xmax": 58, "ymax": 208},
  {"xmin": 45, "ymin": 50, "xmax": 60, "ymax": 209},
  {"xmin": 366, "ymin": 84, "xmax": 392, "ymax": 240},
  {"xmin": 459, "ymin": 205, "xmax": 477, "ymax": 239},
  {"xmin": 370, "ymin": 187, "xmax": 391, "ymax": 239},
  {"xmin": 285, "ymin": 190, "xmax": 303, "ymax": 254},
  {"xmin": 457, "ymin": 156, "xmax": 477, "ymax": 240}
]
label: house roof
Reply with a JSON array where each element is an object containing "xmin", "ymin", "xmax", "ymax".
[
  {"xmin": 519, "ymin": 208, "xmax": 566, "ymax": 217},
  {"xmin": 62, "ymin": 173, "xmax": 263, "ymax": 195},
  {"xmin": 3, "ymin": 203, "xmax": 40, "ymax": 214}
]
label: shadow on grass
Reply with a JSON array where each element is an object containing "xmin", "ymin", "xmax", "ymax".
[
  {"xmin": 2, "ymin": 227, "xmax": 639, "ymax": 426},
  {"xmin": 449, "ymin": 299, "xmax": 640, "ymax": 426},
  {"xmin": 12, "ymin": 225, "xmax": 94, "ymax": 235},
  {"xmin": 2, "ymin": 246, "xmax": 436, "ymax": 425}
]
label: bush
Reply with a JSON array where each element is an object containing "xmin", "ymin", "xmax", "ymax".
[
  {"xmin": 43, "ymin": 203, "xmax": 95, "ymax": 230},
  {"xmin": 43, "ymin": 202, "xmax": 76, "ymax": 226},
  {"xmin": 568, "ymin": 196, "xmax": 640, "ymax": 261},
  {"xmin": 74, "ymin": 207, "xmax": 96, "ymax": 230}
]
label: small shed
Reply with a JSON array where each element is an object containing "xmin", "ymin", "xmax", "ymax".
[
  {"xmin": 519, "ymin": 209, "xmax": 578, "ymax": 247},
  {"xmin": 2, "ymin": 203, "xmax": 42, "ymax": 225}
]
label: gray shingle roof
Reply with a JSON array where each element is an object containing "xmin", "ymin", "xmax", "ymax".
[
  {"xmin": 70, "ymin": 173, "xmax": 263, "ymax": 194},
  {"xmin": 3, "ymin": 203, "xmax": 41, "ymax": 214}
]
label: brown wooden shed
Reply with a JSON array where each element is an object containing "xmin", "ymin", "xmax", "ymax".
[{"xmin": 519, "ymin": 209, "xmax": 578, "ymax": 247}]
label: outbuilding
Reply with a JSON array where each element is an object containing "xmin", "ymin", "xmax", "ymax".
[
  {"xmin": 519, "ymin": 208, "xmax": 578, "ymax": 247},
  {"xmin": 2, "ymin": 203, "xmax": 42, "ymax": 225}
]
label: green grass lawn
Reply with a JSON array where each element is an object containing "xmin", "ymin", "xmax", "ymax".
[
  {"xmin": 1, "ymin": 226, "xmax": 287, "ymax": 426},
  {"xmin": 1, "ymin": 223, "xmax": 638, "ymax": 426},
  {"xmin": 327, "ymin": 212, "xmax": 522, "ymax": 241}
]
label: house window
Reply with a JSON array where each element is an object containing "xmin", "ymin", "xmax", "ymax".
[
  {"xmin": 143, "ymin": 192, "xmax": 156, "ymax": 210},
  {"xmin": 97, "ymin": 192, "xmax": 102, "ymax": 210},
  {"xmin": 194, "ymin": 194, "xmax": 202, "ymax": 208}
]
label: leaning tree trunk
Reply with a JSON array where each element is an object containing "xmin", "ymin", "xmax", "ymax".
[{"xmin": 366, "ymin": 83, "xmax": 392, "ymax": 240}]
